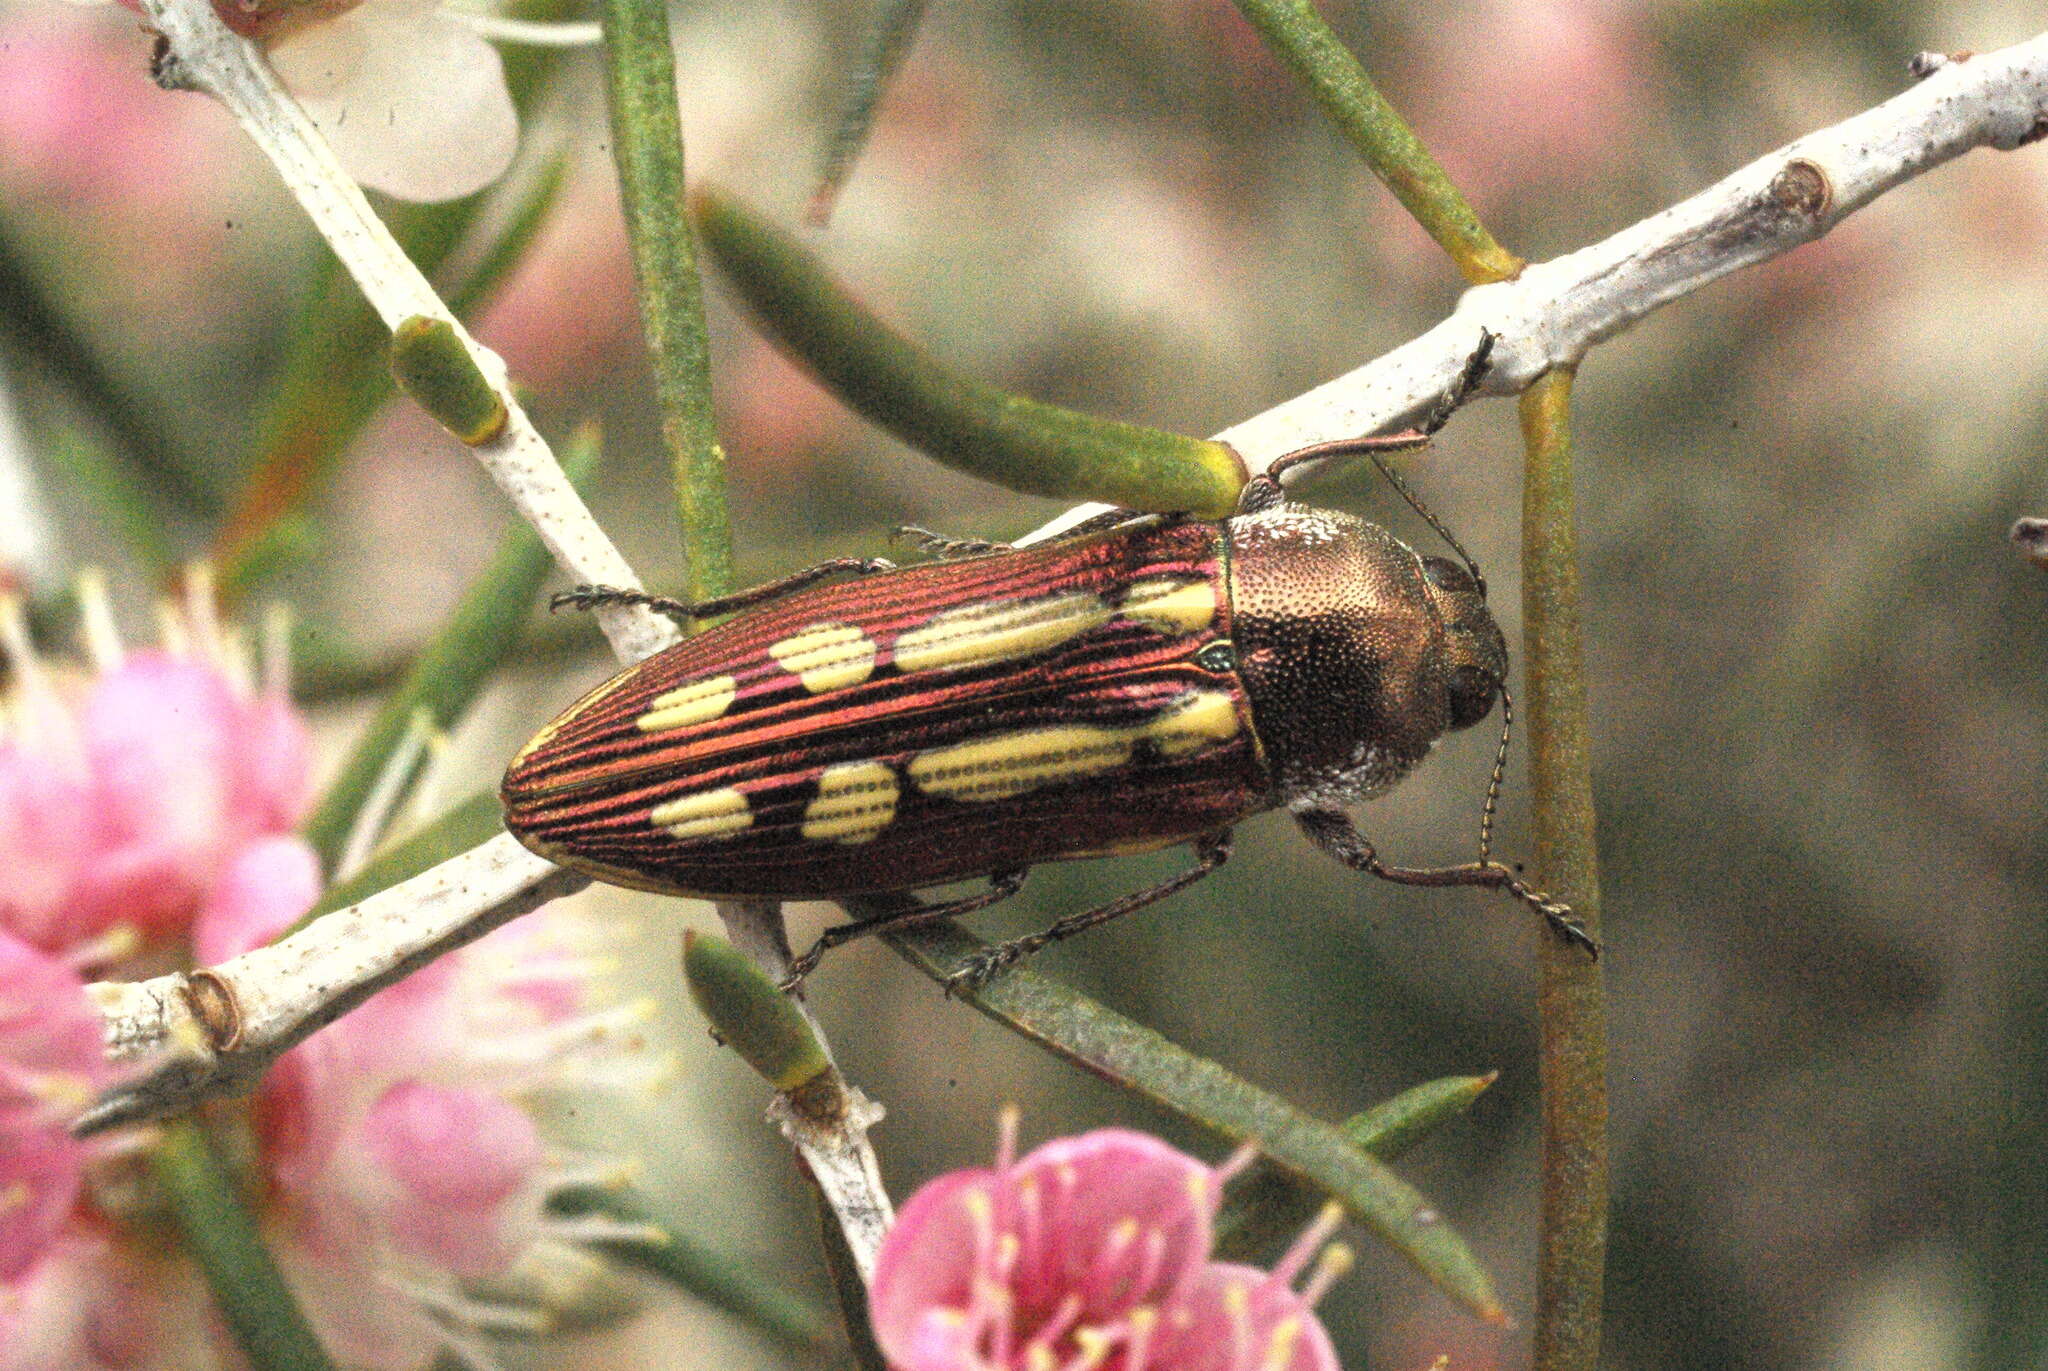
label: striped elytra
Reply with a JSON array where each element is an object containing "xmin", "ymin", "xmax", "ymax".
[{"xmin": 501, "ymin": 503, "xmax": 1508, "ymax": 906}]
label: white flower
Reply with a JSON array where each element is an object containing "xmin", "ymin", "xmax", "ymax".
[{"xmin": 265, "ymin": 0, "xmax": 518, "ymax": 202}]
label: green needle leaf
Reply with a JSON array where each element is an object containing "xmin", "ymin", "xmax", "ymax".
[
  {"xmin": 1227, "ymin": 0, "xmax": 1519, "ymax": 284},
  {"xmin": 683, "ymin": 930, "xmax": 831, "ymax": 1092},
  {"xmin": 546, "ymin": 1185, "xmax": 832, "ymax": 1355},
  {"xmin": 1216, "ymin": 1072, "xmax": 1496, "ymax": 1264},
  {"xmin": 152, "ymin": 1117, "xmax": 338, "ymax": 1371},
  {"xmin": 807, "ymin": 0, "xmax": 931, "ymax": 226},
  {"xmin": 693, "ymin": 189, "xmax": 1247, "ymax": 518},
  {"xmin": 882, "ymin": 920, "xmax": 1507, "ymax": 1320}
]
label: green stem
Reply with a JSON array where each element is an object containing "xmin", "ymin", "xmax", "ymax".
[
  {"xmin": 152, "ymin": 1117, "xmax": 337, "ymax": 1371},
  {"xmin": 596, "ymin": 0, "xmax": 736, "ymax": 603},
  {"xmin": 1518, "ymin": 369, "xmax": 1609, "ymax": 1371},
  {"xmin": 1227, "ymin": 0, "xmax": 1520, "ymax": 284},
  {"xmin": 806, "ymin": 0, "xmax": 930, "ymax": 225}
]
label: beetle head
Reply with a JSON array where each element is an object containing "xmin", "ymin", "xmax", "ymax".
[
  {"xmin": 1416, "ymin": 554, "xmax": 1508, "ymax": 733},
  {"xmin": 1226, "ymin": 505, "xmax": 1507, "ymax": 805}
]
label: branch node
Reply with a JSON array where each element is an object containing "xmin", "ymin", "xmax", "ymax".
[
  {"xmin": 1769, "ymin": 158, "xmax": 1834, "ymax": 221},
  {"xmin": 179, "ymin": 969, "xmax": 243, "ymax": 1052},
  {"xmin": 2011, "ymin": 516, "xmax": 2048, "ymax": 570}
]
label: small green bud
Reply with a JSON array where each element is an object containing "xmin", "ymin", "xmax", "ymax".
[{"xmin": 389, "ymin": 316, "xmax": 507, "ymax": 445}]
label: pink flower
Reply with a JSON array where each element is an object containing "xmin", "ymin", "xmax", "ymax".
[
  {"xmin": 871, "ymin": 1125, "xmax": 1344, "ymax": 1371},
  {"xmin": 0, "ymin": 618, "xmax": 309, "ymax": 954},
  {"xmin": 0, "ymin": 579, "xmax": 645, "ymax": 1369},
  {"xmin": 0, "ymin": 934, "xmax": 114, "ymax": 1283}
]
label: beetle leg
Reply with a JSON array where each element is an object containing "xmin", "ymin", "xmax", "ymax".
[
  {"xmin": 1291, "ymin": 803, "xmax": 1598, "ymax": 957},
  {"xmin": 779, "ymin": 868, "xmax": 1030, "ymax": 989},
  {"xmin": 944, "ymin": 832, "xmax": 1234, "ymax": 992},
  {"xmin": 551, "ymin": 557, "xmax": 897, "ymax": 625}
]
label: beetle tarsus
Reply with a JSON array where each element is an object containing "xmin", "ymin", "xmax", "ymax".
[
  {"xmin": 550, "ymin": 584, "xmax": 700, "ymax": 621},
  {"xmin": 894, "ymin": 525, "xmax": 1012, "ymax": 560},
  {"xmin": 1417, "ymin": 330, "xmax": 1497, "ymax": 436},
  {"xmin": 555, "ymin": 558, "xmax": 900, "ymax": 628}
]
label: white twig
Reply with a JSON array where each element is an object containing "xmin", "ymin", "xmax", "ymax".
[
  {"xmin": 77, "ymin": 836, "xmax": 585, "ymax": 1133},
  {"xmin": 131, "ymin": 0, "xmax": 676, "ymax": 664},
  {"xmin": 1027, "ymin": 33, "xmax": 2048, "ymax": 544},
  {"xmin": 448, "ymin": 12, "xmax": 604, "ymax": 47}
]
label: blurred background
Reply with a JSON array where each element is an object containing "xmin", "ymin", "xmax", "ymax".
[{"xmin": 3, "ymin": 0, "xmax": 2047, "ymax": 1366}]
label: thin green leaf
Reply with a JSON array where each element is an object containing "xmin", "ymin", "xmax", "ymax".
[
  {"xmin": 1215, "ymin": 1072, "xmax": 1496, "ymax": 1264},
  {"xmin": 807, "ymin": 0, "xmax": 930, "ymax": 226},
  {"xmin": 882, "ymin": 921, "xmax": 1506, "ymax": 1320},
  {"xmin": 300, "ymin": 435, "xmax": 595, "ymax": 871},
  {"xmin": 1226, "ymin": 0, "xmax": 1518, "ymax": 284},
  {"xmin": 693, "ymin": 189, "xmax": 1246, "ymax": 518},
  {"xmin": 596, "ymin": 0, "xmax": 736, "ymax": 603},
  {"xmin": 218, "ymin": 31, "xmax": 580, "ymax": 596},
  {"xmin": 295, "ymin": 790, "xmax": 504, "ymax": 933},
  {"xmin": 547, "ymin": 1185, "xmax": 833, "ymax": 1356},
  {"xmin": 152, "ymin": 1117, "xmax": 338, "ymax": 1371}
]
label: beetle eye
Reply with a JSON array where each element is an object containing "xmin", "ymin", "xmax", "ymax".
[
  {"xmin": 1421, "ymin": 556, "xmax": 1477, "ymax": 596},
  {"xmin": 1445, "ymin": 663, "xmax": 1500, "ymax": 730}
]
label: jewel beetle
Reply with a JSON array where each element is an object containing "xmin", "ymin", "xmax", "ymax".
[{"xmin": 502, "ymin": 411, "xmax": 1590, "ymax": 989}]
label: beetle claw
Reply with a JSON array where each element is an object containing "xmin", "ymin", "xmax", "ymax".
[{"xmin": 944, "ymin": 946, "xmax": 1020, "ymax": 995}]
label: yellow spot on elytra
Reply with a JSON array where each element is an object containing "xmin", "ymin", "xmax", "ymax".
[
  {"xmin": 637, "ymin": 675, "xmax": 738, "ymax": 732},
  {"xmin": 910, "ymin": 724, "xmax": 1135, "ymax": 802},
  {"xmin": 908, "ymin": 692, "xmax": 1240, "ymax": 802},
  {"xmin": 801, "ymin": 761, "xmax": 899, "ymax": 844},
  {"xmin": 893, "ymin": 591, "xmax": 1111, "ymax": 673},
  {"xmin": 649, "ymin": 787, "xmax": 752, "ymax": 840},
  {"xmin": 1118, "ymin": 577, "xmax": 1216, "ymax": 635},
  {"xmin": 767, "ymin": 623, "xmax": 877, "ymax": 694},
  {"xmin": 1148, "ymin": 691, "xmax": 1241, "ymax": 757}
]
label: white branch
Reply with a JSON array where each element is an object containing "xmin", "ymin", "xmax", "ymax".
[
  {"xmin": 134, "ymin": 0, "xmax": 677, "ymax": 664},
  {"xmin": 76, "ymin": 836, "xmax": 584, "ymax": 1133},
  {"xmin": 1028, "ymin": 34, "xmax": 2048, "ymax": 543}
]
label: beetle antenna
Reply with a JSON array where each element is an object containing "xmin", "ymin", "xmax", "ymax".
[
  {"xmin": 1359, "ymin": 450, "xmax": 1489, "ymax": 595},
  {"xmin": 1478, "ymin": 685, "xmax": 1513, "ymax": 864}
]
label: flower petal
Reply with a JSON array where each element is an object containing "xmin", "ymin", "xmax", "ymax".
[
  {"xmin": 871, "ymin": 1169, "xmax": 1002, "ymax": 1369},
  {"xmin": 362, "ymin": 1081, "xmax": 543, "ymax": 1277},
  {"xmin": 192, "ymin": 835, "xmax": 322, "ymax": 963},
  {"xmin": 0, "ymin": 933, "xmax": 110, "ymax": 1282},
  {"xmin": 1147, "ymin": 1262, "xmax": 1342, "ymax": 1371},
  {"xmin": 271, "ymin": 7, "xmax": 517, "ymax": 202}
]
